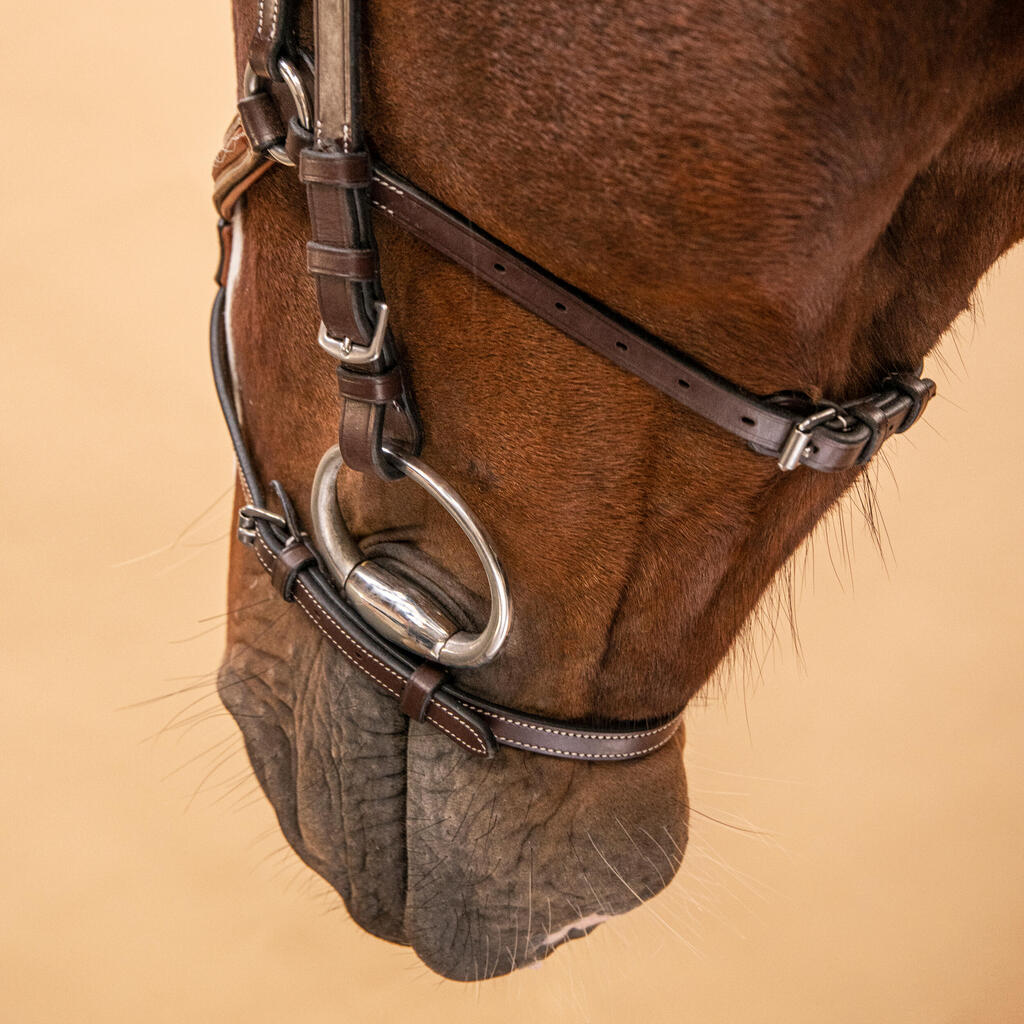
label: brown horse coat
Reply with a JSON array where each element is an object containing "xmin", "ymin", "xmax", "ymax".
[{"xmin": 218, "ymin": 0, "xmax": 1024, "ymax": 979}]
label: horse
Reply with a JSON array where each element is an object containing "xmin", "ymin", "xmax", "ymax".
[{"xmin": 212, "ymin": 0, "xmax": 1024, "ymax": 980}]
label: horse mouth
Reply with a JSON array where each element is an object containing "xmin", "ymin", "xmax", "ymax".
[{"xmin": 217, "ymin": 546, "xmax": 690, "ymax": 980}]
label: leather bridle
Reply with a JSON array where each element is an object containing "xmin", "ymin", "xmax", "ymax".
[{"xmin": 210, "ymin": 0, "xmax": 935, "ymax": 761}]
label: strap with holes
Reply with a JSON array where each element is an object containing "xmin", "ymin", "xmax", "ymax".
[{"xmin": 367, "ymin": 165, "xmax": 935, "ymax": 472}]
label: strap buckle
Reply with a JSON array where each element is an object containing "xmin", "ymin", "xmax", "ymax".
[
  {"xmin": 317, "ymin": 301, "xmax": 390, "ymax": 365},
  {"xmin": 237, "ymin": 505, "xmax": 287, "ymax": 546},
  {"xmin": 777, "ymin": 405, "xmax": 853, "ymax": 471}
]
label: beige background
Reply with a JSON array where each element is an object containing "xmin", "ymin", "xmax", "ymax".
[{"xmin": 3, "ymin": 2, "xmax": 1022, "ymax": 1021}]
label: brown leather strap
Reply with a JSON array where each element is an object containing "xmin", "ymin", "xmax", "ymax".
[
  {"xmin": 367, "ymin": 166, "xmax": 935, "ymax": 473},
  {"xmin": 247, "ymin": 526, "xmax": 684, "ymax": 760},
  {"xmin": 214, "ymin": 116, "xmax": 934, "ymax": 474},
  {"xmin": 306, "ymin": 241, "xmax": 376, "ymax": 279},
  {"xmin": 296, "ymin": 0, "xmax": 420, "ymax": 481},
  {"xmin": 453, "ymin": 691, "xmax": 683, "ymax": 760},
  {"xmin": 337, "ymin": 364, "xmax": 404, "ymax": 403},
  {"xmin": 271, "ymin": 541, "xmax": 318, "ymax": 600},
  {"xmin": 248, "ymin": 0, "xmax": 295, "ymax": 79},
  {"xmin": 230, "ymin": 474, "xmax": 683, "ymax": 761},
  {"xmin": 247, "ymin": 530, "xmax": 495, "ymax": 756}
]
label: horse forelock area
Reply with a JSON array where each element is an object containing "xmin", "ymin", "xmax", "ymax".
[{"xmin": 219, "ymin": 0, "xmax": 1024, "ymax": 979}]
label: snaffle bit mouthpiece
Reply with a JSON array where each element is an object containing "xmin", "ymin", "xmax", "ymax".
[{"xmin": 310, "ymin": 445, "xmax": 512, "ymax": 668}]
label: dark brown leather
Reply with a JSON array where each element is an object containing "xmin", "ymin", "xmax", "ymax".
[
  {"xmin": 299, "ymin": 149, "xmax": 371, "ymax": 186},
  {"xmin": 237, "ymin": 92, "xmax": 285, "ymax": 153},
  {"xmin": 271, "ymin": 540, "xmax": 318, "ymax": 600},
  {"xmin": 285, "ymin": 117, "xmax": 313, "ymax": 166},
  {"xmin": 212, "ymin": 283, "xmax": 684, "ymax": 762},
  {"xmin": 306, "ymin": 241, "xmax": 376, "ymax": 279},
  {"xmin": 247, "ymin": 505, "xmax": 680, "ymax": 761},
  {"xmin": 336, "ymin": 400, "xmax": 383, "ymax": 475},
  {"xmin": 454, "ymin": 691, "xmax": 684, "ymax": 760},
  {"xmin": 289, "ymin": 1, "xmax": 426, "ymax": 480},
  {"xmin": 211, "ymin": 0, "xmax": 935, "ymax": 762},
  {"xmin": 247, "ymin": 0, "xmax": 295, "ymax": 79},
  {"xmin": 399, "ymin": 664, "xmax": 445, "ymax": 722},
  {"xmin": 250, "ymin": 531, "xmax": 496, "ymax": 755},
  {"xmin": 844, "ymin": 378, "xmax": 935, "ymax": 462},
  {"xmin": 337, "ymin": 364, "xmax": 404, "ymax": 403},
  {"xmin": 233, "ymin": 480, "xmax": 685, "ymax": 762},
  {"xmin": 367, "ymin": 166, "xmax": 935, "ymax": 473},
  {"xmin": 889, "ymin": 372, "xmax": 936, "ymax": 432}
]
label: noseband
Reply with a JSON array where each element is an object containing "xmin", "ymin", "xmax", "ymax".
[{"xmin": 210, "ymin": 0, "xmax": 935, "ymax": 760}]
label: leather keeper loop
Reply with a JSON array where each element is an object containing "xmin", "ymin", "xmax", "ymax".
[
  {"xmin": 399, "ymin": 665, "xmax": 446, "ymax": 722},
  {"xmin": 848, "ymin": 397, "xmax": 903, "ymax": 465},
  {"xmin": 890, "ymin": 373, "xmax": 936, "ymax": 433},
  {"xmin": 271, "ymin": 542, "xmax": 318, "ymax": 601},
  {"xmin": 299, "ymin": 148, "xmax": 371, "ymax": 187},
  {"xmin": 237, "ymin": 93, "xmax": 285, "ymax": 152},
  {"xmin": 337, "ymin": 364, "xmax": 404, "ymax": 404},
  {"xmin": 307, "ymin": 242, "xmax": 377, "ymax": 280}
]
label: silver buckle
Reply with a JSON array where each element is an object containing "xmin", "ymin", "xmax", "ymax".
[
  {"xmin": 237, "ymin": 505, "xmax": 287, "ymax": 546},
  {"xmin": 317, "ymin": 301, "xmax": 389, "ymax": 365},
  {"xmin": 777, "ymin": 405, "xmax": 846, "ymax": 471}
]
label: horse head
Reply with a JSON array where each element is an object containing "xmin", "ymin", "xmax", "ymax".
[{"xmin": 214, "ymin": 0, "xmax": 1024, "ymax": 979}]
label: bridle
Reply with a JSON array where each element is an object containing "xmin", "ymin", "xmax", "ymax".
[{"xmin": 211, "ymin": 0, "xmax": 935, "ymax": 761}]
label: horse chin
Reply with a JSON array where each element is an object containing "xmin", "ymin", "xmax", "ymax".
[{"xmin": 217, "ymin": 579, "xmax": 689, "ymax": 979}]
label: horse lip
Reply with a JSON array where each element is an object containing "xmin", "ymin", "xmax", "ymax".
[{"xmin": 531, "ymin": 912, "xmax": 613, "ymax": 955}]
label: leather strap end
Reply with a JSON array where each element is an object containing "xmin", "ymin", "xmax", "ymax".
[
  {"xmin": 422, "ymin": 688, "xmax": 498, "ymax": 758},
  {"xmin": 299, "ymin": 148, "xmax": 372, "ymax": 187}
]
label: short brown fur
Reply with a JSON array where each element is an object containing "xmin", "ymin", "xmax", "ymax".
[{"xmin": 218, "ymin": 0, "xmax": 1024, "ymax": 979}]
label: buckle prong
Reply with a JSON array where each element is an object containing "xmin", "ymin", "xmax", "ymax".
[
  {"xmin": 777, "ymin": 405, "xmax": 843, "ymax": 472},
  {"xmin": 317, "ymin": 301, "xmax": 389, "ymax": 365},
  {"xmin": 237, "ymin": 504, "xmax": 287, "ymax": 546}
]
